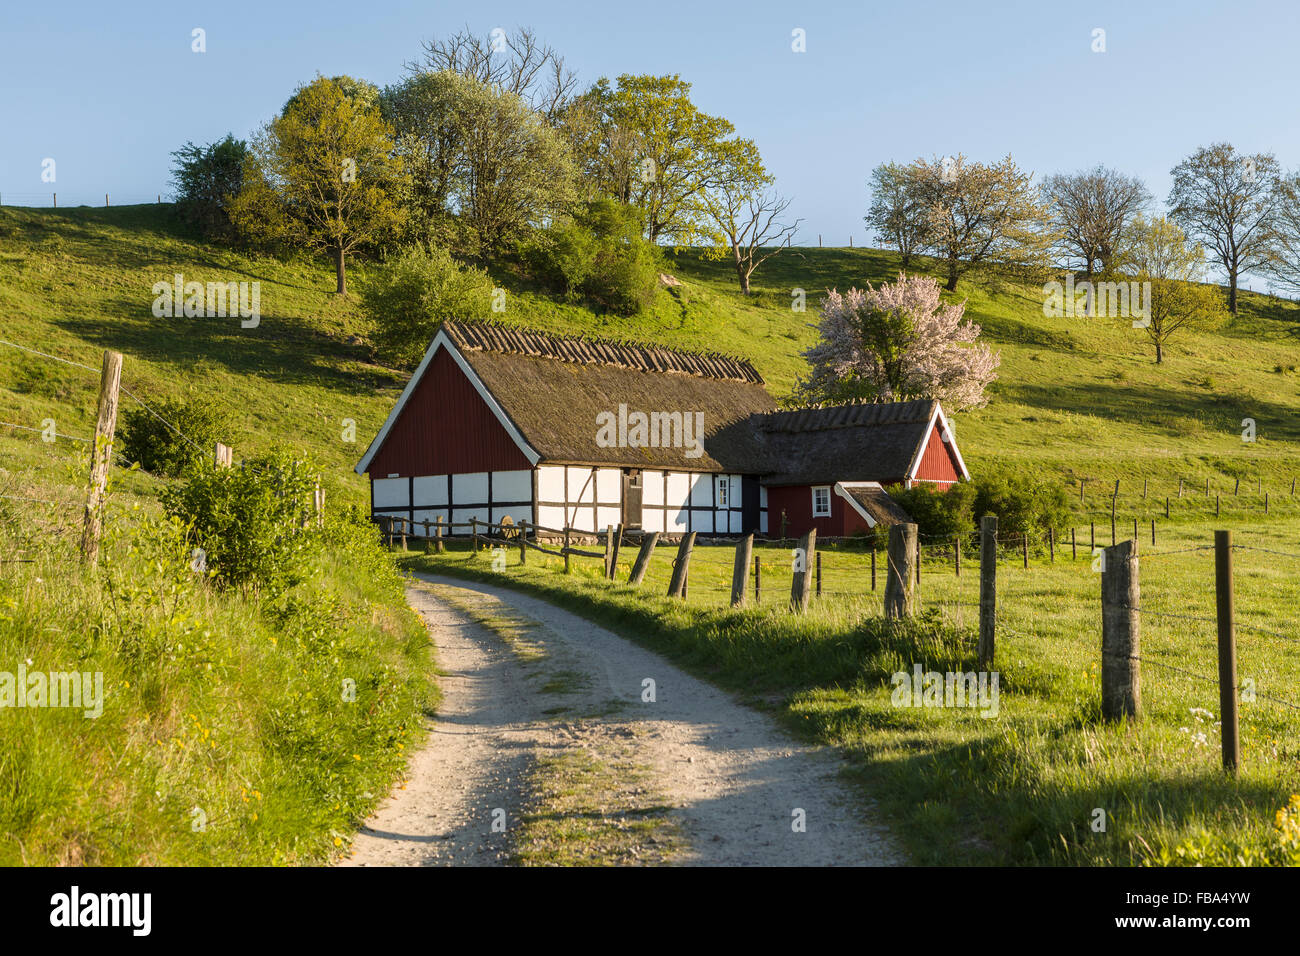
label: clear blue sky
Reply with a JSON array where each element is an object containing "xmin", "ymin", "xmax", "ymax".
[{"xmin": 4, "ymin": 0, "xmax": 1299, "ymax": 261}]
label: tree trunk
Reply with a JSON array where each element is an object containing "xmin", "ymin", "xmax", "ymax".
[
  {"xmin": 334, "ymin": 246, "xmax": 346, "ymax": 296},
  {"xmin": 945, "ymin": 260, "xmax": 959, "ymax": 292},
  {"xmin": 1155, "ymin": 340, "xmax": 1163, "ymax": 364},
  {"xmin": 1228, "ymin": 270, "xmax": 1238, "ymax": 314}
]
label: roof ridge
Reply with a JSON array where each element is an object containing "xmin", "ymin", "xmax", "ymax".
[{"xmin": 442, "ymin": 319, "xmax": 765, "ymax": 385}]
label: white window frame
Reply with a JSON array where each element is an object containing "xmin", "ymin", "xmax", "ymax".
[
  {"xmin": 811, "ymin": 485, "xmax": 831, "ymax": 518},
  {"xmin": 716, "ymin": 476, "xmax": 729, "ymax": 508}
]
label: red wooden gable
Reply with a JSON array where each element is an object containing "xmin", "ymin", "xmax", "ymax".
[
  {"xmin": 366, "ymin": 347, "xmax": 531, "ymax": 476},
  {"xmin": 913, "ymin": 423, "xmax": 962, "ymax": 485}
]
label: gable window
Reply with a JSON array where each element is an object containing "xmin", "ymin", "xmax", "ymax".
[{"xmin": 812, "ymin": 485, "xmax": 831, "ymax": 517}]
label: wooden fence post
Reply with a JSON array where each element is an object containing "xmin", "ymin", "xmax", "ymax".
[
  {"xmin": 564, "ymin": 526, "xmax": 572, "ymax": 574},
  {"xmin": 213, "ymin": 442, "xmax": 233, "ymax": 467},
  {"xmin": 815, "ymin": 550, "xmax": 822, "ymax": 598},
  {"xmin": 954, "ymin": 535, "xmax": 961, "ymax": 576},
  {"xmin": 629, "ymin": 532, "xmax": 659, "ymax": 587},
  {"xmin": 471, "ymin": 518, "xmax": 479, "ymax": 552},
  {"xmin": 1215, "ymin": 494, "xmax": 1220, "ymax": 518},
  {"xmin": 80, "ymin": 349, "xmax": 123, "ymax": 566},
  {"xmin": 884, "ymin": 523, "xmax": 917, "ymax": 619},
  {"xmin": 1110, "ymin": 496, "xmax": 1117, "ymax": 545},
  {"xmin": 1071, "ymin": 527, "xmax": 1077, "ymax": 561},
  {"xmin": 1234, "ymin": 477, "xmax": 1240, "ymax": 496},
  {"xmin": 1143, "ymin": 478, "xmax": 1148, "ymax": 499},
  {"xmin": 730, "ymin": 534, "xmax": 753, "ymax": 607},
  {"xmin": 519, "ymin": 519, "xmax": 528, "ymax": 565},
  {"xmin": 754, "ymin": 551, "xmax": 762, "ymax": 603},
  {"xmin": 667, "ymin": 532, "xmax": 697, "ymax": 598},
  {"xmin": 1090, "ymin": 522, "xmax": 1095, "ymax": 550},
  {"xmin": 790, "ymin": 530, "xmax": 816, "ymax": 612},
  {"xmin": 1215, "ymin": 530, "xmax": 1240, "ymax": 775},
  {"xmin": 1150, "ymin": 519, "xmax": 1155, "ymax": 546},
  {"xmin": 1100, "ymin": 538, "xmax": 1141, "ymax": 721},
  {"xmin": 606, "ymin": 524, "xmax": 622, "ymax": 580},
  {"xmin": 603, "ymin": 524, "xmax": 615, "ymax": 579},
  {"xmin": 1048, "ymin": 527, "xmax": 1055, "ymax": 562},
  {"xmin": 435, "ymin": 515, "xmax": 444, "ymax": 553},
  {"xmin": 1022, "ymin": 532, "xmax": 1028, "ymax": 569},
  {"xmin": 978, "ymin": 516, "xmax": 997, "ymax": 666},
  {"xmin": 1132, "ymin": 517, "xmax": 1138, "ymax": 542},
  {"xmin": 314, "ymin": 484, "xmax": 324, "ymax": 528},
  {"xmin": 870, "ymin": 540, "xmax": 877, "ymax": 591},
  {"xmin": 1080, "ymin": 478, "xmax": 1086, "ymax": 502},
  {"xmin": 1265, "ymin": 492, "xmax": 1269, "ymax": 515},
  {"xmin": 1165, "ymin": 497, "xmax": 1170, "ymax": 519}
]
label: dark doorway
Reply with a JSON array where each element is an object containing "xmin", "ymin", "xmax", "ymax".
[
  {"xmin": 741, "ymin": 475, "xmax": 760, "ymax": 533},
  {"xmin": 622, "ymin": 469, "xmax": 643, "ymax": 528}
]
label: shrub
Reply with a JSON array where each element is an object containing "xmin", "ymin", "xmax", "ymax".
[
  {"xmin": 119, "ymin": 398, "xmax": 233, "ymax": 477},
  {"xmin": 521, "ymin": 199, "xmax": 662, "ymax": 315},
  {"xmin": 170, "ymin": 134, "xmax": 248, "ymax": 239},
  {"xmin": 972, "ymin": 467, "xmax": 1070, "ymax": 536},
  {"xmin": 363, "ymin": 244, "xmax": 495, "ymax": 367},
  {"xmin": 888, "ymin": 481, "xmax": 977, "ymax": 539},
  {"xmin": 159, "ymin": 450, "xmax": 319, "ymax": 592}
]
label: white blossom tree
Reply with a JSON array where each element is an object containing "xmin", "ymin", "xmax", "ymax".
[{"xmin": 796, "ymin": 273, "xmax": 999, "ymax": 410}]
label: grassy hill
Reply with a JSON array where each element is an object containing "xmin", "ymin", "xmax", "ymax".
[
  {"xmin": 5, "ymin": 204, "xmax": 1300, "ymax": 866},
  {"xmin": 5, "ymin": 202, "xmax": 1300, "ymax": 510}
]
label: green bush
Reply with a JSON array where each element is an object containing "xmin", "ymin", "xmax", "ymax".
[
  {"xmin": 972, "ymin": 467, "xmax": 1070, "ymax": 536},
  {"xmin": 889, "ymin": 481, "xmax": 977, "ymax": 539},
  {"xmin": 521, "ymin": 199, "xmax": 662, "ymax": 315},
  {"xmin": 169, "ymin": 134, "xmax": 248, "ymax": 240},
  {"xmin": 159, "ymin": 450, "xmax": 319, "ymax": 592},
  {"xmin": 119, "ymin": 397, "xmax": 233, "ymax": 477},
  {"xmin": 363, "ymin": 244, "xmax": 495, "ymax": 367}
]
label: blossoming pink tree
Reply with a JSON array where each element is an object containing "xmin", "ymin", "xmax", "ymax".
[{"xmin": 797, "ymin": 273, "xmax": 999, "ymax": 410}]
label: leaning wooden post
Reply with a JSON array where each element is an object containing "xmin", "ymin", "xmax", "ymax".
[
  {"xmin": 731, "ymin": 534, "xmax": 754, "ymax": 607},
  {"xmin": 213, "ymin": 441, "xmax": 233, "ymax": 468},
  {"xmin": 629, "ymin": 532, "xmax": 659, "ymax": 586},
  {"xmin": 606, "ymin": 524, "xmax": 622, "ymax": 580},
  {"xmin": 978, "ymin": 516, "xmax": 996, "ymax": 666},
  {"xmin": 1215, "ymin": 530, "xmax": 1240, "ymax": 775},
  {"xmin": 80, "ymin": 349, "xmax": 123, "ymax": 566},
  {"xmin": 789, "ymin": 529, "xmax": 817, "ymax": 612},
  {"xmin": 883, "ymin": 523, "xmax": 917, "ymax": 619},
  {"xmin": 666, "ymin": 532, "xmax": 697, "ymax": 598},
  {"xmin": 1100, "ymin": 538, "xmax": 1141, "ymax": 722},
  {"xmin": 563, "ymin": 526, "xmax": 572, "ymax": 574}
]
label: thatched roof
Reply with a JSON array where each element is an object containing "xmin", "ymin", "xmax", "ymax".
[
  {"xmin": 445, "ymin": 321, "xmax": 776, "ymax": 472},
  {"xmin": 759, "ymin": 399, "xmax": 941, "ymax": 485},
  {"xmin": 837, "ymin": 482, "xmax": 914, "ymax": 527}
]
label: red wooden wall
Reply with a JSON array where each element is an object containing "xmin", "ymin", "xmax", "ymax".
[
  {"xmin": 913, "ymin": 425, "xmax": 962, "ymax": 487},
  {"xmin": 367, "ymin": 347, "xmax": 532, "ymax": 477}
]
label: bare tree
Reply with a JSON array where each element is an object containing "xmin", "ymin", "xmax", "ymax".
[
  {"xmin": 865, "ymin": 162, "xmax": 930, "ymax": 269},
  {"xmin": 1167, "ymin": 143, "xmax": 1280, "ymax": 314},
  {"xmin": 414, "ymin": 26, "xmax": 579, "ymax": 121},
  {"xmin": 1041, "ymin": 165, "xmax": 1150, "ymax": 276},
  {"xmin": 1266, "ymin": 171, "xmax": 1300, "ymax": 296},
  {"xmin": 702, "ymin": 181, "xmax": 802, "ymax": 295}
]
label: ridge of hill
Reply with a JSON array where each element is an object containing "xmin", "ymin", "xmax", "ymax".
[{"xmin": 4, "ymin": 203, "xmax": 1300, "ymax": 506}]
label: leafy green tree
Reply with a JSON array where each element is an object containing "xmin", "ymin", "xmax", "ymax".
[
  {"xmin": 380, "ymin": 71, "xmax": 465, "ymax": 247},
  {"xmin": 865, "ymin": 161, "xmax": 931, "ymax": 270},
  {"xmin": 230, "ymin": 75, "xmax": 407, "ymax": 295},
  {"xmin": 363, "ymin": 244, "xmax": 495, "ymax": 366},
  {"xmin": 169, "ymin": 134, "xmax": 248, "ymax": 239},
  {"xmin": 522, "ymin": 199, "xmax": 663, "ymax": 314},
  {"xmin": 1121, "ymin": 214, "xmax": 1225, "ymax": 363},
  {"xmin": 567, "ymin": 74, "xmax": 746, "ymax": 244}
]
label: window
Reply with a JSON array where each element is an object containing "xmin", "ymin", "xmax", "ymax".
[
  {"xmin": 716, "ymin": 476, "xmax": 729, "ymax": 507},
  {"xmin": 812, "ymin": 485, "xmax": 831, "ymax": 517}
]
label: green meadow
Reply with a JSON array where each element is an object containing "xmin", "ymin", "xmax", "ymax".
[{"xmin": 3, "ymin": 202, "xmax": 1300, "ymax": 864}]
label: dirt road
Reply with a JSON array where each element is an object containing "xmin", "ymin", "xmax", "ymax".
[{"xmin": 340, "ymin": 573, "xmax": 901, "ymax": 866}]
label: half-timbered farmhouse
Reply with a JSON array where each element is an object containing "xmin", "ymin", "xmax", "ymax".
[{"xmin": 355, "ymin": 321, "xmax": 969, "ymax": 539}]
